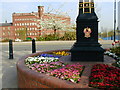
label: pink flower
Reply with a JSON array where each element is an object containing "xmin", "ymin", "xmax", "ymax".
[{"xmin": 31, "ymin": 67, "xmax": 36, "ymax": 70}]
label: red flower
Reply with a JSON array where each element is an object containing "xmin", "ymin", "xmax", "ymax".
[{"xmin": 89, "ymin": 64, "xmax": 120, "ymax": 89}]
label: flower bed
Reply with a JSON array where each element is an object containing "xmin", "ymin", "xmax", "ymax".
[
  {"xmin": 25, "ymin": 56, "xmax": 66, "ymax": 73},
  {"xmin": 25, "ymin": 53, "xmax": 84, "ymax": 83},
  {"xmin": 47, "ymin": 63, "xmax": 85, "ymax": 83},
  {"xmin": 89, "ymin": 64, "xmax": 120, "ymax": 89},
  {"xmin": 104, "ymin": 49, "xmax": 120, "ymax": 68},
  {"xmin": 104, "ymin": 50, "xmax": 119, "ymax": 60},
  {"xmin": 52, "ymin": 51, "xmax": 70, "ymax": 56}
]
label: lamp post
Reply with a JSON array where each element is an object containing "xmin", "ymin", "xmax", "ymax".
[
  {"xmin": 114, "ymin": 0, "xmax": 116, "ymax": 42},
  {"xmin": 26, "ymin": 26, "xmax": 28, "ymax": 40}
]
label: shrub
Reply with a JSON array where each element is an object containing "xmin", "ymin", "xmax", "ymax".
[
  {"xmin": 44, "ymin": 34, "xmax": 59, "ymax": 41},
  {"xmin": 36, "ymin": 34, "xmax": 59, "ymax": 41},
  {"xmin": 1, "ymin": 39, "xmax": 11, "ymax": 42},
  {"xmin": 36, "ymin": 32, "xmax": 76, "ymax": 41},
  {"xmin": 36, "ymin": 36, "xmax": 45, "ymax": 41},
  {"xmin": 60, "ymin": 32, "xmax": 76, "ymax": 40},
  {"xmin": 111, "ymin": 47, "xmax": 120, "ymax": 56}
]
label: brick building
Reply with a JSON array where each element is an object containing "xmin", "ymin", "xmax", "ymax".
[
  {"xmin": 0, "ymin": 22, "xmax": 15, "ymax": 40},
  {"xmin": 0, "ymin": 6, "xmax": 70, "ymax": 40}
]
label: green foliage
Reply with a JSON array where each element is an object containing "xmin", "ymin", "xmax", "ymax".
[
  {"xmin": 36, "ymin": 36, "xmax": 45, "ymax": 41},
  {"xmin": 36, "ymin": 31, "xmax": 76, "ymax": 41},
  {"xmin": 36, "ymin": 34, "xmax": 59, "ymax": 41},
  {"xmin": 16, "ymin": 29, "xmax": 26, "ymax": 40},
  {"xmin": 60, "ymin": 32, "xmax": 76, "ymax": 40},
  {"xmin": 44, "ymin": 34, "xmax": 59, "ymax": 41},
  {"xmin": 111, "ymin": 47, "xmax": 120, "ymax": 55},
  {"xmin": 1, "ymin": 38, "xmax": 11, "ymax": 42},
  {"xmin": 112, "ymin": 61, "xmax": 120, "ymax": 68}
]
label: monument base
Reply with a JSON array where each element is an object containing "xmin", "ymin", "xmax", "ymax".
[{"xmin": 70, "ymin": 42, "xmax": 105, "ymax": 62}]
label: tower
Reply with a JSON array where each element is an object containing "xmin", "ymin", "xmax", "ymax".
[
  {"xmin": 70, "ymin": 0, "xmax": 104, "ymax": 62},
  {"xmin": 38, "ymin": 6, "xmax": 44, "ymax": 19}
]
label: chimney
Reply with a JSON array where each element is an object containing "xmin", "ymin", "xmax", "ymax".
[{"xmin": 38, "ymin": 6, "xmax": 44, "ymax": 19}]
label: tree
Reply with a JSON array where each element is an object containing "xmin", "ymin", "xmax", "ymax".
[
  {"xmin": 39, "ymin": 14, "xmax": 74, "ymax": 36},
  {"xmin": 16, "ymin": 28, "xmax": 26, "ymax": 40},
  {"xmin": 37, "ymin": 4, "xmax": 75, "ymax": 37}
]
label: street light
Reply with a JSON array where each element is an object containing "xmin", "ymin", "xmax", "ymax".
[
  {"xmin": 114, "ymin": 0, "xmax": 116, "ymax": 41},
  {"xmin": 26, "ymin": 26, "xmax": 28, "ymax": 40}
]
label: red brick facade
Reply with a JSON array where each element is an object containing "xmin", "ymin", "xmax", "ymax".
[
  {"xmin": 0, "ymin": 23, "xmax": 15, "ymax": 40},
  {"xmin": 0, "ymin": 6, "xmax": 70, "ymax": 40}
]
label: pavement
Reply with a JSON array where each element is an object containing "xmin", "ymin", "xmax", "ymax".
[{"xmin": 0, "ymin": 40, "xmax": 116, "ymax": 89}]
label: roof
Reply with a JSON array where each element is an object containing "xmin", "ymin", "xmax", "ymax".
[
  {"xmin": 13, "ymin": 12, "xmax": 38, "ymax": 17},
  {"xmin": 44, "ymin": 13, "xmax": 70, "ymax": 18},
  {"xmin": 0, "ymin": 23, "xmax": 13, "ymax": 26},
  {"xmin": 12, "ymin": 12, "xmax": 70, "ymax": 18}
]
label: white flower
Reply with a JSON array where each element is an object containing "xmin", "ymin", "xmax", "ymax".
[
  {"xmin": 113, "ymin": 55, "xmax": 118, "ymax": 58},
  {"xmin": 26, "ymin": 57, "xmax": 34, "ymax": 62},
  {"xmin": 104, "ymin": 51, "xmax": 110, "ymax": 55},
  {"xmin": 38, "ymin": 57, "xmax": 45, "ymax": 60},
  {"xmin": 109, "ymin": 53, "xmax": 114, "ymax": 56},
  {"xmin": 70, "ymin": 79, "xmax": 75, "ymax": 83},
  {"xmin": 117, "ymin": 61, "xmax": 120, "ymax": 64}
]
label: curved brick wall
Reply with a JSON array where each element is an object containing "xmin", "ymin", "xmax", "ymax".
[{"xmin": 17, "ymin": 49, "xmax": 86, "ymax": 88}]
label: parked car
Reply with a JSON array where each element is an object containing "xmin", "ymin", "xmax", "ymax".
[{"xmin": 15, "ymin": 38, "xmax": 22, "ymax": 42}]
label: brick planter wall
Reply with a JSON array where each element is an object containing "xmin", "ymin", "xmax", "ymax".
[{"xmin": 17, "ymin": 49, "xmax": 87, "ymax": 88}]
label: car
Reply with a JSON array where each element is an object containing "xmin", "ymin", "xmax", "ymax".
[{"xmin": 15, "ymin": 38, "xmax": 22, "ymax": 42}]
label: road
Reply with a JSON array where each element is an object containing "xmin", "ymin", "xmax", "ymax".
[
  {"xmin": 1, "ymin": 40, "xmax": 113, "ymax": 88},
  {"xmin": 2, "ymin": 40, "xmax": 112, "ymax": 52}
]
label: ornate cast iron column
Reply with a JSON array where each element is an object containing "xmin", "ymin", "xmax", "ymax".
[{"xmin": 70, "ymin": 0, "xmax": 104, "ymax": 62}]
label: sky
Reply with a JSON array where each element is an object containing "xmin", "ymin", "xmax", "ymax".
[{"xmin": 0, "ymin": 0, "xmax": 120, "ymax": 32}]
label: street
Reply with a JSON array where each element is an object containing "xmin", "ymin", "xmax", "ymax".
[{"xmin": 2, "ymin": 40, "xmax": 112, "ymax": 52}]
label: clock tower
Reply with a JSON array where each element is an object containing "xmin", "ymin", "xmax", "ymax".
[{"xmin": 70, "ymin": 0, "xmax": 104, "ymax": 62}]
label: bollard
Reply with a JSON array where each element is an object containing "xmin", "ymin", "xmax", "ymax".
[
  {"xmin": 9, "ymin": 40, "xmax": 13, "ymax": 59},
  {"xmin": 32, "ymin": 39, "xmax": 36, "ymax": 53}
]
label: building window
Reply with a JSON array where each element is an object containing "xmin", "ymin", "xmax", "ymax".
[
  {"xmin": 3, "ymin": 32, "xmax": 5, "ymax": 35},
  {"xmin": 2, "ymin": 27, "xmax": 5, "ymax": 30},
  {"xmin": 30, "ymin": 33, "xmax": 32, "ymax": 35},
  {"xmin": 35, "ymin": 33, "xmax": 37, "ymax": 36},
  {"xmin": 8, "ymin": 32, "xmax": 10, "ymax": 35},
  {"xmin": 32, "ymin": 23, "xmax": 34, "ymax": 25}
]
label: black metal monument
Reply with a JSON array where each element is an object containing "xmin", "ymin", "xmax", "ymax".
[{"xmin": 70, "ymin": 0, "xmax": 104, "ymax": 62}]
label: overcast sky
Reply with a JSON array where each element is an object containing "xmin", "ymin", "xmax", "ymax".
[{"xmin": 0, "ymin": 0, "xmax": 120, "ymax": 32}]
